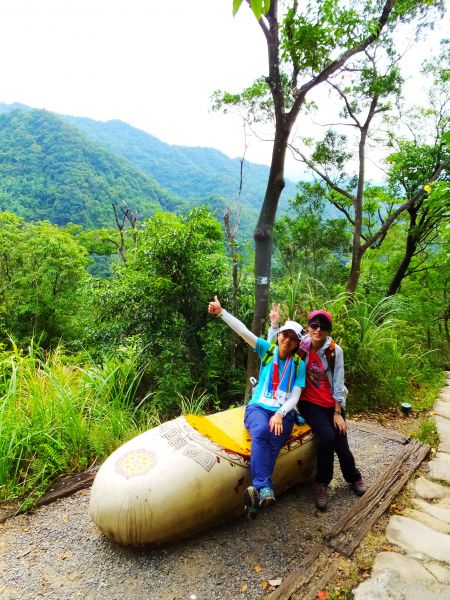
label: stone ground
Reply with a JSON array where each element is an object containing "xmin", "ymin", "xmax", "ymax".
[
  {"xmin": 0, "ymin": 421, "xmax": 405, "ymax": 600},
  {"xmin": 352, "ymin": 372, "xmax": 450, "ymax": 599},
  {"xmin": 1, "ymin": 377, "xmax": 448, "ymax": 600}
]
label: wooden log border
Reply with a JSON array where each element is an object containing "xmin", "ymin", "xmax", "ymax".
[{"xmin": 0, "ymin": 468, "xmax": 98, "ymax": 524}]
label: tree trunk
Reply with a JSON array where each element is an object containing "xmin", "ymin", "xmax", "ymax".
[
  {"xmin": 244, "ymin": 130, "xmax": 289, "ymax": 397},
  {"xmin": 346, "ymin": 242, "xmax": 363, "ymax": 294},
  {"xmin": 385, "ymin": 232, "xmax": 417, "ymax": 296},
  {"xmin": 251, "ymin": 131, "xmax": 289, "ymax": 336}
]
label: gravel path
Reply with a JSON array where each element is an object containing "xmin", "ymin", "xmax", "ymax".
[{"xmin": 0, "ymin": 426, "xmax": 406, "ymax": 600}]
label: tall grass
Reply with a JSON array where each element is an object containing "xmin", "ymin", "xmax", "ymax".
[
  {"xmin": 0, "ymin": 342, "xmax": 152, "ymax": 506},
  {"xmin": 341, "ymin": 296, "xmax": 438, "ymax": 412}
]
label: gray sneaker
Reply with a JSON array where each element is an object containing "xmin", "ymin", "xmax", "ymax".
[
  {"xmin": 258, "ymin": 486, "xmax": 276, "ymax": 508},
  {"xmin": 314, "ymin": 482, "xmax": 328, "ymax": 511},
  {"xmin": 352, "ymin": 478, "xmax": 368, "ymax": 496},
  {"xmin": 243, "ymin": 486, "xmax": 259, "ymax": 519}
]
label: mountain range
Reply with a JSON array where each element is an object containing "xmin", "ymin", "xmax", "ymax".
[{"xmin": 0, "ymin": 102, "xmax": 299, "ymax": 238}]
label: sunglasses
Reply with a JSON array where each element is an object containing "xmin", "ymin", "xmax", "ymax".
[
  {"xmin": 279, "ymin": 331, "xmax": 299, "ymax": 342},
  {"xmin": 308, "ymin": 322, "xmax": 330, "ymax": 331}
]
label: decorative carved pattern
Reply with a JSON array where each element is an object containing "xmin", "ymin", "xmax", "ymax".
[
  {"xmin": 181, "ymin": 444, "xmax": 216, "ymax": 472},
  {"xmin": 115, "ymin": 449, "xmax": 157, "ymax": 479}
]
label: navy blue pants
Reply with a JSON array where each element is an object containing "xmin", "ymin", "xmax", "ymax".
[
  {"xmin": 244, "ymin": 404, "xmax": 294, "ymax": 489},
  {"xmin": 299, "ymin": 400, "xmax": 361, "ymax": 486}
]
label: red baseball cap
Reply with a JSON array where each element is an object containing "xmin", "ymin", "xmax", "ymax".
[{"xmin": 307, "ymin": 310, "xmax": 332, "ymax": 326}]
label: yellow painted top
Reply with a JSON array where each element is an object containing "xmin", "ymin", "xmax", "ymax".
[{"xmin": 186, "ymin": 406, "xmax": 310, "ymax": 458}]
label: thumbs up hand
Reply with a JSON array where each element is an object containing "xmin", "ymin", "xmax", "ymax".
[{"xmin": 208, "ymin": 295, "xmax": 223, "ymax": 316}]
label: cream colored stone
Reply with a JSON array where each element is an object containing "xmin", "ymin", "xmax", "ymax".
[
  {"xmin": 413, "ymin": 498, "xmax": 450, "ymax": 525},
  {"xmin": 353, "ymin": 569, "xmax": 447, "ymax": 600},
  {"xmin": 386, "ymin": 515, "xmax": 450, "ymax": 564},
  {"xmin": 439, "ymin": 387, "xmax": 450, "ymax": 403},
  {"xmin": 435, "ymin": 401, "xmax": 450, "ymax": 419},
  {"xmin": 429, "ymin": 453, "xmax": 450, "ymax": 485},
  {"xmin": 425, "ymin": 561, "xmax": 450, "ymax": 584},
  {"xmin": 436, "ymin": 416, "xmax": 450, "ymax": 453},
  {"xmin": 372, "ymin": 551, "xmax": 436, "ymax": 580},
  {"xmin": 404, "ymin": 507, "xmax": 450, "ymax": 534},
  {"xmin": 415, "ymin": 476, "xmax": 450, "ymax": 500}
]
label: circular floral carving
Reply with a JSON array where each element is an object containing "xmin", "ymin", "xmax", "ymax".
[{"xmin": 115, "ymin": 449, "xmax": 157, "ymax": 479}]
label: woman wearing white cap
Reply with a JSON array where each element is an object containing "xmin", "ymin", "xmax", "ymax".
[{"xmin": 208, "ymin": 296, "xmax": 305, "ymax": 517}]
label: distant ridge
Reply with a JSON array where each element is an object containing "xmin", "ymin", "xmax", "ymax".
[{"xmin": 0, "ymin": 102, "xmax": 300, "ymax": 235}]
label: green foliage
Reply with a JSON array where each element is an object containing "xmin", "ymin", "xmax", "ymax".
[
  {"xmin": 89, "ymin": 207, "xmax": 247, "ymax": 415},
  {"xmin": 62, "ymin": 112, "xmax": 298, "ymax": 229},
  {"xmin": 0, "ymin": 212, "xmax": 91, "ymax": 346},
  {"xmin": 177, "ymin": 385, "xmax": 211, "ymax": 415},
  {"xmin": 0, "ymin": 109, "xmax": 172, "ymax": 228},
  {"xmin": 414, "ymin": 418, "xmax": 439, "ymax": 448},
  {"xmin": 233, "ymin": 0, "xmax": 271, "ymax": 19},
  {"xmin": 273, "ymin": 182, "xmax": 351, "ymax": 294},
  {"xmin": 0, "ymin": 342, "xmax": 148, "ymax": 505},
  {"xmin": 338, "ymin": 295, "xmax": 443, "ymax": 412},
  {"xmin": 386, "ymin": 141, "xmax": 444, "ymax": 197}
]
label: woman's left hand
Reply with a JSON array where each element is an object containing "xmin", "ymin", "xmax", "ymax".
[
  {"xmin": 269, "ymin": 412, "xmax": 283, "ymax": 436},
  {"xmin": 333, "ymin": 413, "xmax": 347, "ymax": 434}
]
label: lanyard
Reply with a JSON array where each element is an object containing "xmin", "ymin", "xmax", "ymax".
[{"xmin": 272, "ymin": 354, "xmax": 292, "ymax": 394}]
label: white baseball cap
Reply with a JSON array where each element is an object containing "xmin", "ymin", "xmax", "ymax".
[{"xmin": 278, "ymin": 320, "xmax": 303, "ymax": 339}]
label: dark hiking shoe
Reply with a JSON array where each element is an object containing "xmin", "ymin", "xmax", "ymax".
[
  {"xmin": 314, "ymin": 482, "xmax": 328, "ymax": 511},
  {"xmin": 243, "ymin": 486, "xmax": 259, "ymax": 519},
  {"xmin": 259, "ymin": 486, "xmax": 276, "ymax": 508},
  {"xmin": 352, "ymin": 478, "xmax": 368, "ymax": 496}
]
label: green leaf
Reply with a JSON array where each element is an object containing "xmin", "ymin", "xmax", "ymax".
[
  {"xmin": 442, "ymin": 130, "xmax": 450, "ymax": 150},
  {"xmin": 232, "ymin": 0, "xmax": 244, "ymax": 17},
  {"xmin": 250, "ymin": 0, "xmax": 263, "ymax": 20}
]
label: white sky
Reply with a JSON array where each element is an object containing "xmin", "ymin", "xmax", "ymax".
[{"xmin": 0, "ymin": 0, "xmax": 447, "ymax": 181}]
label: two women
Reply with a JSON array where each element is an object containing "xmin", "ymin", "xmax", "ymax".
[{"xmin": 270, "ymin": 308, "xmax": 366, "ymax": 511}]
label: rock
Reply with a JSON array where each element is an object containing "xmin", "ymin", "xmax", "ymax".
[
  {"xmin": 439, "ymin": 388, "xmax": 450, "ymax": 403},
  {"xmin": 436, "ymin": 417, "xmax": 450, "ymax": 453},
  {"xmin": 353, "ymin": 569, "xmax": 447, "ymax": 600},
  {"xmin": 386, "ymin": 515, "xmax": 450, "ymax": 565},
  {"xmin": 404, "ymin": 508, "xmax": 450, "ymax": 534},
  {"xmin": 429, "ymin": 453, "xmax": 450, "ymax": 485},
  {"xmin": 435, "ymin": 402, "xmax": 450, "ymax": 419},
  {"xmin": 426, "ymin": 561, "xmax": 450, "ymax": 584},
  {"xmin": 372, "ymin": 551, "xmax": 436, "ymax": 580},
  {"xmin": 412, "ymin": 498, "xmax": 450, "ymax": 525},
  {"xmin": 415, "ymin": 476, "xmax": 450, "ymax": 500}
]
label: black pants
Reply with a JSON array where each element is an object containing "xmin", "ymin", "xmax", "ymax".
[{"xmin": 299, "ymin": 400, "xmax": 361, "ymax": 486}]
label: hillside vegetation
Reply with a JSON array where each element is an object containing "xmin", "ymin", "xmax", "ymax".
[
  {"xmin": 0, "ymin": 103, "xmax": 299, "ymax": 237},
  {"xmin": 0, "ymin": 109, "xmax": 179, "ymax": 228}
]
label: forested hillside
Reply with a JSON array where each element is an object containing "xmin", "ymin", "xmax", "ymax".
[
  {"xmin": 0, "ymin": 103, "xmax": 297, "ymax": 236},
  {"xmin": 61, "ymin": 114, "xmax": 298, "ymax": 210},
  {"xmin": 0, "ymin": 109, "xmax": 178, "ymax": 228},
  {"xmin": 0, "ymin": 110, "xmax": 188, "ymax": 227}
]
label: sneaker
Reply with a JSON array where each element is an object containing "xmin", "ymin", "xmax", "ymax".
[
  {"xmin": 352, "ymin": 478, "xmax": 368, "ymax": 496},
  {"xmin": 258, "ymin": 486, "xmax": 276, "ymax": 508},
  {"xmin": 243, "ymin": 486, "xmax": 259, "ymax": 519},
  {"xmin": 314, "ymin": 482, "xmax": 328, "ymax": 511}
]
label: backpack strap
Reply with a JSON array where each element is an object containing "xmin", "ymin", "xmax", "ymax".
[
  {"xmin": 261, "ymin": 344, "xmax": 302, "ymax": 377},
  {"xmin": 261, "ymin": 344, "xmax": 276, "ymax": 367},
  {"xmin": 325, "ymin": 340, "xmax": 336, "ymax": 375}
]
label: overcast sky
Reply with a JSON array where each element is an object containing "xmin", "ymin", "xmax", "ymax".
[{"xmin": 0, "ymin": 0, "xmax": 446, "ymax": 181}]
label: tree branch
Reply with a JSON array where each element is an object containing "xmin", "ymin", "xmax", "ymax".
[{"xmin": 361, "ymin": 155, "xmax": 450, "ymax": 252}]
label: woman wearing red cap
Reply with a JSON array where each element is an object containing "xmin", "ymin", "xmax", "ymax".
[{"xmin": 270, "ymin": 308, "xmax": 366, "ymax": 511}]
